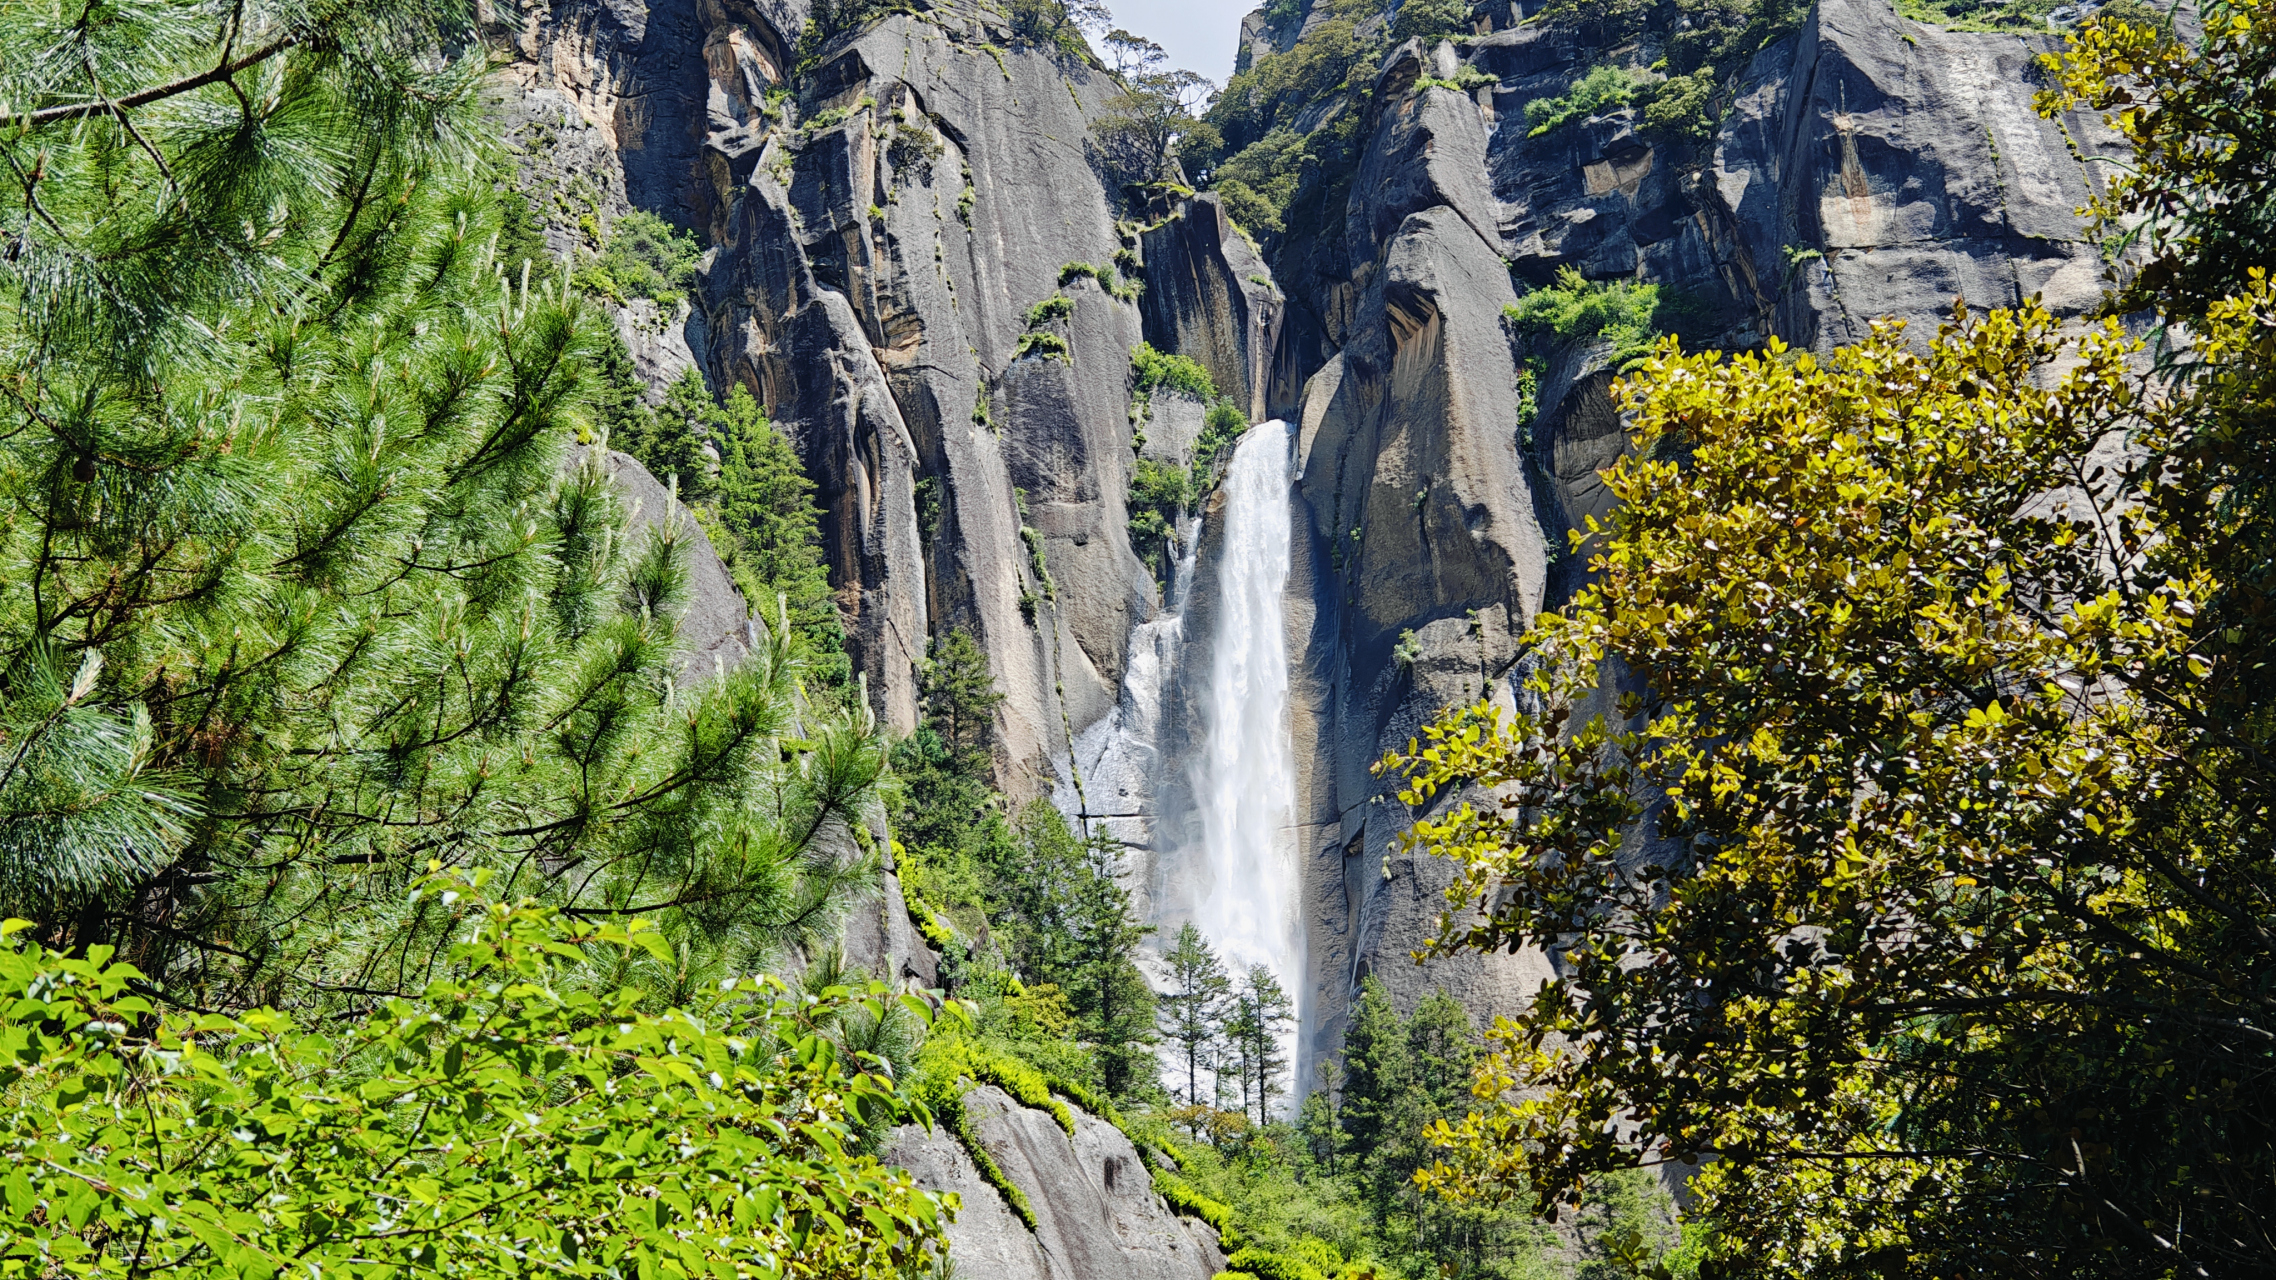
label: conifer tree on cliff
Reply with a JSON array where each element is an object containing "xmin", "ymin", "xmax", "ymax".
[
  {"xmin": 1161, "ymin": 921, "xmax": 1234, "ymax": 1106},
  {"xmin": 1227, "ymin": 963, "xmax": 1294, "ymax": 1126}
]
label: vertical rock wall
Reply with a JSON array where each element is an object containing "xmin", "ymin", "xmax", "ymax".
[
  {"xmin": 1261, "ymin": 0, "xmax": 2123, "ymax": 1073},
  {"xmin": 700, "ymin": 6, "xmax": 1163, "ymax": 788}
]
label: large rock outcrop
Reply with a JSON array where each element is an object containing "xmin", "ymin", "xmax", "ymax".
[
  {"xmin": 1259, "ymin": 0, "xmax": 2123, "ymax": 1071},
  {"xmin": 688, "ymin": 3, "xmax": 1235, "ymax": 803},
  {"xmin": 885, "ymin": 1088, "xmax": 1226, "ymax": 1280},
  {"xmin": 1138, "ymin": 195, "xmax": 1286, "ymax": 422},
  {"xmin": 1286, "ymin": 63, "xmax": 1559, "ymax": 1075},
  {"xmin": 489, "ymin": 0, "xmax": 1289, "ymax": 797}
]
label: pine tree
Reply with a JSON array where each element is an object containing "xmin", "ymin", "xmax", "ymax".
[
  {"xmin": 1228, "ymin": 964, "xmax": 1295, "ymax": 1127},
  {"xmin": 616, "ymin": 366, "xmax": 714, "ymax": 499},
  {"xmin": 1338, "ymin": 976, "xmax": 1418, "ymax": 1220},
  {"xmin": 1065, "ymin": 827, "xmax": 1157, "ymax": 1098},
  {"xmin": 588, "ymin": 321, "xmax": 658, "ymax": 458},
  {"xmin": 0, "ymin": 0, "xmax": 884, "ymax": 1012},
  {"xmin": 610, "ymin": 368, "xmax": 846, "ymax": 688},
  {"xmin": 1406, "ymin": 990, "xmax": 1480, "ymax": 1119},
  {"xmin": 888, "ymin": 628, "xmax": 1020, "ymax": 942},
  {"xmin": 711, "ymin": 383, "xmax": 846, "ymax": 685},
  {"xmin": 914, "ymin": 629, "xmax": 1006, "ymax": 773},
  {"xmin": 1333, "ymin": 979, "xmax": 1499, "ymax": 1245},
  {"xmin": 984, "ymin": 800, "xmax": 1157, "ymax": 1097},
  {"xmin": 1160, "ymin": 922, "xmax": 1234, "ymax": 1105}
]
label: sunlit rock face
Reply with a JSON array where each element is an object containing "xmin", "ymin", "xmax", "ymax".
[{"xmin": 886, "ymin": 1088, "xmax": 1228, "ymax": 1280}]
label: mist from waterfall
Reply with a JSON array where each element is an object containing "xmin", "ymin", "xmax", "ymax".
[{"xmin": 1186, "ymin": 420, "xmax": 1304, "ymax": 1094}]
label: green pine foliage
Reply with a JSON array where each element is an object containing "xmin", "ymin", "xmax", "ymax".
[
  {"xmin": 496, "ymin": 182, "xmax": 557, "ymax": 277},
  {"xmin": 0, "ymin": 0, "xmax": 881, "ymax": 1017},
  {"xmin": 1225, "ymin": 965, "xmax": 1296, "ymax": 1126},
  {"xmin": 603, "ymin": 369, "xmax": 849, "ymax": 692},
  {"xmin": 710, "ymin": 382, "xmax": 849, "ymax": 686},
  {"xmin": 587, "ymin": 317, "xmax": 659, "ymax": 450},
  {"xmin": 619, "ymin": 366, "xmax": 719, "ymax": 498},
  {"xmin": 1160, "ymin": 922, "xmax": 1234, "ymax": 1106},
  {"xmin": 1005, "ymin": 800, "xmax": 1158, "ymax": 1097},
  {"xmin": 1523, "ymin": 64, "xmax": 1643, "ymax": 137},
  {"xmin": 889, "ymin": 629, "xmax": 1017, "ymax": 944},
  {"xmin": 1338, "ymin": 982, "xmax": 1491, "ymax": 1234}
]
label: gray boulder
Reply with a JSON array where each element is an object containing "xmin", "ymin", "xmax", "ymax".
[{"xmin": 885, "ymin": 1087, "xmax": 1224, "ymax": 1280}]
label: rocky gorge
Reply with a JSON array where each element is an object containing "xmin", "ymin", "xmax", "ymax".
[{"xmin": 485, "ymin": 0, "xmax": 2126, "ymax": 1270}]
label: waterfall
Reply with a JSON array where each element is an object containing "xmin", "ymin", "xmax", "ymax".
[
  {"xmin": 1056, "ymin": 420, "xmax": 1304, "ymax": 1111},
  {"xmin": 1055, "ymin": 513, "xmax": 1198, "ymax": 895},
  {"xmin": 1186, "ymin": 421, "xmax": 1304, "ymax": 1070}
]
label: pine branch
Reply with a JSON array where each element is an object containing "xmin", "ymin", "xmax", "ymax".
[{"xmin": 26, "ymin": 36, "xmax": 298, "ymax": 126}]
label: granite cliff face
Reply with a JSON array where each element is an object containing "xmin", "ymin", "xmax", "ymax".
[
  {"xmin": 1261, "ymin": 0, "xmax": 2120, "ymax": 1075},
  {"xmin": 489, "ymin": 0, "xmax": 2113, "ymax": 1262}
]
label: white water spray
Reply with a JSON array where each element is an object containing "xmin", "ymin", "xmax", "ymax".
[{"xmin": 1187, "ymin": 421, "xmax": 1304, "ymax": 1061}]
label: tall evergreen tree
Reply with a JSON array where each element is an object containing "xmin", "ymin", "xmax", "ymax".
[
  {"xmin": 613, "ymin": 365, "xmax": 711, "ymax": 499},
  {"xmin": 1339, "ymin": 977, "xmax": 1420, "ymax": 1221},
  {"xmin": 1160, "ymin": 921, "xmax": 1234, "ymax": 1105},
  {"xmin": 588, "ymin": 322, "xmax": 658, "ymax": 460},
  {"xmin": 888, "ymin": 628, "xmax": 1017, "ymax": 933},
  {"xmin": 985, "ymin": 800, "xmax": 1157, "ymax": 1097},
  {"xmin": 1064, "ymin": 827, "xmax": 1157, "ymax": 1098},
  {"xmin": 604, "ymin": 368, "xmax": 845, "ymax": 685},
  {"xmin": 914, "ymin": 628, "xmax": 1005, "ymax": 772},
  {"xmin": 1228, "ymin": 963, "xmax": 1295, "ymax": 1126},
  {"xmin": 712, "ymin": 385, "xmax": 830, "ymax": 610},
  {"xmin": 0, "ymin": 0, "xmax": 883, "ymax": 1012}
]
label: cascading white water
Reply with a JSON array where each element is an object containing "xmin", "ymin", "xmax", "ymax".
[
  {"xmin": 1054, "ymin": 514, "xmax": 1197, "ymax": 904},
  {"xmin": 1052, "ymin": 419, "xmax": 1305, "ymax": 1110},
  {"xmin": 1186, "ymin": 421, "xmax": 1305, "ymax": 1075}
]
